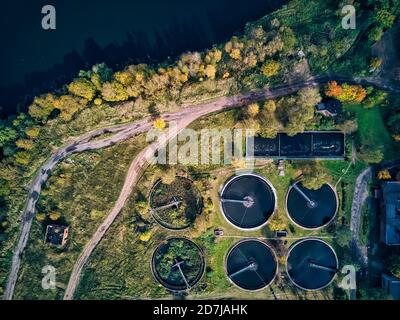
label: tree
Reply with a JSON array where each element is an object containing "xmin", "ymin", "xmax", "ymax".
[
  {"xmin": 101, "ymin": 81, "xmax": 129, "ymax": 102},
  {"xmin": 325, "ymin": 82, "xmax": 367, "ymax": 103},
  {"xmin": 68, "ymin": 78, "xmax": 96, "ymax": 101},
  {"xmin": 377, "ymin": 169, "xmax": 391, "ymax": 180},
  {"xmin": 0, "ymin": 125, "xmax": 17, "ymax": 147},
  {"xmin": 28, "ymin": 94, "xmax": 57, "ymax": 122},
  {"xmin": 280, "ymin": 26, "xmax": 297, "ymax": 54},
  {"xmin": 297, "ymin": 87, "xmax": 322, "ymax": 108},
  {"xmin": 0, "ymin": 179, "xmax": 10, "ymax": 197},
  {"xmin": 375, "ymin": 9, "xmax": 396, "ymax": 28},
  {"xmin": 259, "ymin": 113, "xmax": 280, "ymax": 139},
  {"xmin": 268, "ymin": 217, "xmax": 286, "ymax": 231},
  {"xmin": 153, "ymin": 118, "xmax": 166, "ymax": 130},
  {"xmin": 36, "ymin": 213, "xmax": 46, "ymax": 222},
  {"xmin": 363, "ymin": 90, "xmax": 387, "ymax": 108},
  {"xmin": 285, "ymin": 104, "xmax": 314, "ymax": 136},
  {"xmin": 264, "ymin": 100, "xmax": 276, "ymax": 113},
  {"xmin": 300, "ymin": 162, "xmax": 330, "ymax": 190},
  {"xmin": 204, "ymin": 48, "xmax": 222, "ymax": 65},
  {"xmin": 16, "ymin": 139, "xmax": 33, "ymax": 150},
  {"xmin": 246, "ymin": 103, "xmax": 260, "ymax": 118},
  {"xmin": 49, "ymin": 212, "xmax": 61, "ymax": 221},
  {"xmin": 178, "ymin": 52, "xmax": 202, "ymax": 77},
  {"xmin": 336, "ymin": 119, "xmax": 358, "ymax": 134},
  {"xmin": 204, "ymin": 64, "xmax": 216, "ymax": 79},
  {"xmin": 325, "ymin": 81, "xmax": 343, "ymax": 98},
  {"xmin": 261, "ymin": 60, "xmax": 280, "ymax": 77},
  {"xmin": 25, "ymin": 126, "xmax": 40, "ymax": 139},
  {"xmin": 15, "ymin": 151, "xmax": 31, "ymax": 166},
  {"xmin": 161, "ymin": 168, "xmax": 176, "ymax": 185},
  {"xmin": 264, "ymin": 36, "xmax": 284, "ymax": 56},
  {"xmin": 54, "ymin": 95, "xmax": 86, "ymax": 121},
  {"xmin": 139, "ymin": 230, "xmax": 153, "ymax": 242},
  {"xmin": 370, "ymin": 57, "xmax": 382, "ymax": 71},
  {"xmin": 369, "ymin": 26, "xmax": 384, "ymax": 42},
  {"xmin": 114, "ymin": 70, "xmax": 134, "ymax": 86},
  {"xmin": 359, "ymin": 145, "xmax": 384, "ymax": 164},
  {"xmin": 335, "ymin": 225, "xmax": 352, "ymax": 248},
  {"xmin": 229, "ymin": 48, "xmax": 241, "ymax": 60}
]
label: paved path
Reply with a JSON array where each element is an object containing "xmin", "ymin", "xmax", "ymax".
[
  {"xmin": 4, "ymin": 76, "xmax": 400, "ymax": 300},
  {"xmin": 350, "ymin": 167, "xmax": 372, "ymax": 266}
]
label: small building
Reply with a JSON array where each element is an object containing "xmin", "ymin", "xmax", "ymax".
[
  {"xmin": 214, "ymin": 228, "xmax": 224, "ymax": 237},
  {"xmin": 382, "ymin": 274, "xmax": 400, "ymax": 300},
  {"xmin": 380, "ymin": 181, "xmax": 400, "ymax": 246},
  {"xmin": 315, "ymin": 99, "xmax": 342, "ymax": 117},
  {"xmin": 45, "ymin": 224, "xmax": 69, "ymax": 246},
  {"xmin": 275, "ymin": 230, "xmax": 288, "ymax": 238}
]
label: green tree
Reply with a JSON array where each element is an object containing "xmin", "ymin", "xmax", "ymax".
[
  {"xmin": 297, "ymin": 87, "xmax": 322, "ymax": 108},
  {"xmin": 369, "ymin": 26, "xmax": 384, "ymax": 42},
  {"xmin": 375, "ymin": 9, "xmax": 396, "ymax": 28},
  {"xmin": 0, "ymin": 125, "xmax": 17, "ymax": 147},
  {"xmin": 300, "ymin": 162, "xmax": 330, "ymax": 190},
  {"xmin": 0, "ymin": 179, "xmax": 10, "ymax": 197},
  {"xmin": 335, "ymin": 225, "xmax": 352, "ymax": 248},
  {"xmin": 261, "ymin": 60, "xmax": 280, "ymax": 77},
  {"xmin": 359, "ymin": 145, "xmax": 384, "ymax": 164}
]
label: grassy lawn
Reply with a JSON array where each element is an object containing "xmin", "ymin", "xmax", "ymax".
[{"xmin": 345, "ymin": 103, "xmax": 397, "ymax": 159}]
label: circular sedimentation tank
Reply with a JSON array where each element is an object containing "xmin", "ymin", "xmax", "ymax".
[
  {"xmin": 220, "ymin": 174, "xmax": 276, "ymax": 230},
  {"xmin": 149, "ymin": 176, "xmax": 202, "ymax": 230},
  {"xmin": 151, "ymin": 238, "xmax": 205, "ymax": 292},
  {"xmin": 286, "ymin": 182, "xmax": 338, "ymax": 229},
  {"xmin": 226, "ymin": 239, "xmax": 277, "ymax": 291},
  {"xmin": 286, "ymin": 238, "xmax": 338, "ymax": 291}
]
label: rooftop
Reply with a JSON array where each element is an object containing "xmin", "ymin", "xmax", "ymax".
[
  {"xmin": 380, "ymin": 181, "xmax": 400, "ymax": 246},
  {"xmin": 45, "ymin": 224, "xmax": 69, "ymax": 246},
  {"xmin": 382, "ymin": 274, "xmax": 400, "ymax": 300},
  {"xmin": 315, "ymin": 99, "xmax": 342, "ymax": 117}
]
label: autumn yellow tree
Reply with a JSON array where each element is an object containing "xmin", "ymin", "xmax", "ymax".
[
  {"xmin": 16, "ymin": 139, "xmax": 33, "ymax": 150},
  {"xmin": 268, "ymin": 217, "xmax": 286, "ymax": 231},
  {"xmin": 264, "ymin": 100, "xmax": 276, "ymax": 113},
  {"xmin": 230, "ymin": 48, "xmax": 241, "ymax": 60},
  {"xmin": 153, "ymin": 118, "xmax": 166, "ymax": 130},
  {"xmin": 49, "ymin": 212, "xmax": 61, "ymax": 221},
  {"xmin": 68, "ymin": 78, "xmax": 96, "ymax": 101},
  {"xmin": 325, "ymin": 81, "xmax": 367, "ymax": 103},
  {"xmin": 36, "ymin": 213, "xmax": 46, "ymax": 222},
  {"xmin": 25, "ymin": 127, "xmax": 40, "ymax": 139},
  {"xmin": 246, "ymin": 103, "xmax": 260, "ymax": 118},
  {"xmin": 377, "ymin": 169, "xmax": 391, "ymax": 180},
  {"xmin": 204, "ymin": 64, "xmax": 216, "ymax": 79},
  {"xmin": 261, "ymin": 60, "xmax": 280, "ymax": 77}
]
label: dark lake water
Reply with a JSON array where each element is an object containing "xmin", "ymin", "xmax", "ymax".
[{"xmin": 0, "ymin": 0, "xmax": 286, "ymax": 118}]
